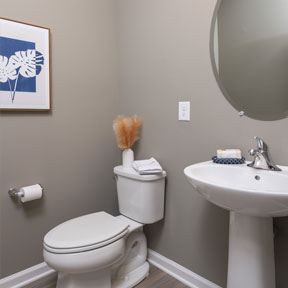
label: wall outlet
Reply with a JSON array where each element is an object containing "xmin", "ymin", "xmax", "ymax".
[{"xmin": 178, "ymin": 101, "xmax": 190, "ymax": 121}]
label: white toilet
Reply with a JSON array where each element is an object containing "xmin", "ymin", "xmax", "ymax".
[{"xmin": 43, "ymin": 165, "xmax": 166, "ymax": 288}]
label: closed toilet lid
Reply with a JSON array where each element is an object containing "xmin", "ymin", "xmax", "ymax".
[{"xmin": 44, "ymin": 212, "xmax": 129, "ymax": 253}]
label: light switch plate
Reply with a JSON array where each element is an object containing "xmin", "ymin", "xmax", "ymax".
[{"xmin": 178, "ymin": 101, "xmax": 190, "ymax": 121}]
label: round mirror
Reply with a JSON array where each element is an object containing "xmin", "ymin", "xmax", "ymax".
[{"xmin": 210, "ymin": 0, "xmax": 288, "ymax": 121}]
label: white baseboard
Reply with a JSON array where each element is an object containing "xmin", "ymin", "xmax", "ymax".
[
  {"xmin": 0, "ymin": 250, "xmax": 222, "ymax": 288},
  {"xmin": 0, "ymin": 263, "xmax": 57, "ymax": 288},
  {"xmin": 148, "ymin": 249, "xmax": 222, "ymax": 288}
]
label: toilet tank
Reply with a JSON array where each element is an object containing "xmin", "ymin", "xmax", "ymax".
[{"xmin": 114, "ymin": 166, "xmax": 166, "ymax": 224}]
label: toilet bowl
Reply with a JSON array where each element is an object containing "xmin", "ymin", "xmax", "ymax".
[
  {"xmin": 43, "ymin": 166, "xmax": 166, "ymax": 288},
  {"xmin": 44, "ymin": 212, "xmax": 149, "ymax": 288}
]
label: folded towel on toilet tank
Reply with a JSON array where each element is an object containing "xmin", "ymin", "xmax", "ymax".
[{"xmin": 132, "ymin": 157, "xmax": 163, "ymax": 175}]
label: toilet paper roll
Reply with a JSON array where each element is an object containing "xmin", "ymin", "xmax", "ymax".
[{"xmin": 20, "ymin": 184, "xmax": 43, "ymax": 203}]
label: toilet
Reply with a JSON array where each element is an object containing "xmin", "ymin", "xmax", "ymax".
[{"xmin": 43, "ymin": 165, "xmax": 166, "ymax": 288}]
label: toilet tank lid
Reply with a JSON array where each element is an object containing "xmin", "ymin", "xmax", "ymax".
[
  {"xmin": 44, "ymin": 212, "xmax": 128, "ymax": 250},
  {"xmin": 114, "ymin": 166, "xmax": 166, "ymax": 181}
]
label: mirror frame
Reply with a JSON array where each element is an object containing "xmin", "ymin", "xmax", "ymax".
[{"xmin": 209, "ymin": 0, "xmax": 288, "ymax": 121}]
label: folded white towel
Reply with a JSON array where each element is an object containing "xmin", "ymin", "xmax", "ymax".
[
  {"xmin": 216, "ymin": 149, "xmax": 242, "ymax": 159},
  {"xmin": 132, "ymin": 157, "xmax": 163, "ymax": 175}
]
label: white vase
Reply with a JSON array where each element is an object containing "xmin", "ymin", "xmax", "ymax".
[{"xmin": 122, "ymin": 148, "xmax": 134, "ymax": 168}]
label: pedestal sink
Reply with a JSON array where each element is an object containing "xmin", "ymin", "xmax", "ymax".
[{"xmin": 184, "ymin": 161, "xmax": 288, "ymax": 288}]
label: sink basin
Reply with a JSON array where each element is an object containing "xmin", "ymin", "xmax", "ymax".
[
  {"xmin": 184, "ymin": 161, "xmax": 288, "ymax": 288},
  {"xmin": 184, "ymin": 161, "xmax": 288, "ymax": 217}
]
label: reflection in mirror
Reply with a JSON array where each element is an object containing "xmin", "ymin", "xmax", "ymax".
[{"xmin": 211, "ymin": 0, "xmax": 288, "ymax": 121}]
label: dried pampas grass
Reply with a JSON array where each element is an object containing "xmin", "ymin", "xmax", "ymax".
[{"xmin": 113, "ymin": 115, "xmax": 142, "ymax": 149}]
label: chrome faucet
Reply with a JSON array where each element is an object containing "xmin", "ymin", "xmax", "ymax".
[{"xmin": 247, "ymin": 136, "xmax": 281, "ymax": 171}]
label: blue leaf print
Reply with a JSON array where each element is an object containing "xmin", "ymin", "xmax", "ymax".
[
  {"xmin": 7, "ymin": 49, "xmax": 45, "ymax": 102},
  {"xmin": 36, "ymin": 51, "xmax": 44, "ymax": 75}
]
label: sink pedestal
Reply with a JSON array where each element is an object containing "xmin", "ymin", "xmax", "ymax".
[{"xmin": 227, "ymin": 212, "xmax": 275, "ymax": 288}]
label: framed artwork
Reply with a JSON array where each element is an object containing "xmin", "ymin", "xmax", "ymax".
[{"xmin": 0, "ymin": 17, "xmax": 51, "ymax": 111}]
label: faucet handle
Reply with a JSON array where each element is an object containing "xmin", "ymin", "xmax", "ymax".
[
  {"xmin": 254, "ymin": 136, "xmax": 268, "ymax": 152},
  {"xmin": 248, "ymin": 148, "xmax": 256, "ymax": 156}
]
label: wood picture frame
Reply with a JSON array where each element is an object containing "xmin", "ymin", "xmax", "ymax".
[{"xmin": 0, "ymin": 17, "xmax": 51, "ymax": 111}]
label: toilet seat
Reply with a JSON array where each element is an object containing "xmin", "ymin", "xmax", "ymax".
[{"xmin": 44, "ymin": 212, "xmax": 129, "ymax": 254}]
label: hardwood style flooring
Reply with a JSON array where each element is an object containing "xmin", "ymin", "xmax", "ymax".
[{"xmin": 135, "ymin": 265, "xmax": 189, "ymax": 288}]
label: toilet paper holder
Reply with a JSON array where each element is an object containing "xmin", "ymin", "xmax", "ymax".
[
  {"xmin": 8, "ymin": 188, "xmax": 24, "ymax": 198},
  {"xmin": 8, "ymin": 184, "xmax": 43, "ymax": 199}
]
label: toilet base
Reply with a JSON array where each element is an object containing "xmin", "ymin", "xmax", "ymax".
[
  {"xmin": 53, "ymin": 230, "xmax": 149, "ymax": 288},
  {"xmin": 55, "ymin": 262, "xmax": 149, "ymax": 288},
  {"xmin": 112, "ymin": 261, "xmax": 149, "ymax": 288},
  {"xmin": 56, "ymin": 269, "xmax": 111, "ymax": 288}
]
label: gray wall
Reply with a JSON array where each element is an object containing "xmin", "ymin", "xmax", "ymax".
[
  {"xmin": 0, "ymin": 0, "xmax": 119, "ymax": 277},
  {"xmin": 115, "ymin": 0, "xmax": 288, "ymax": 287}
]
